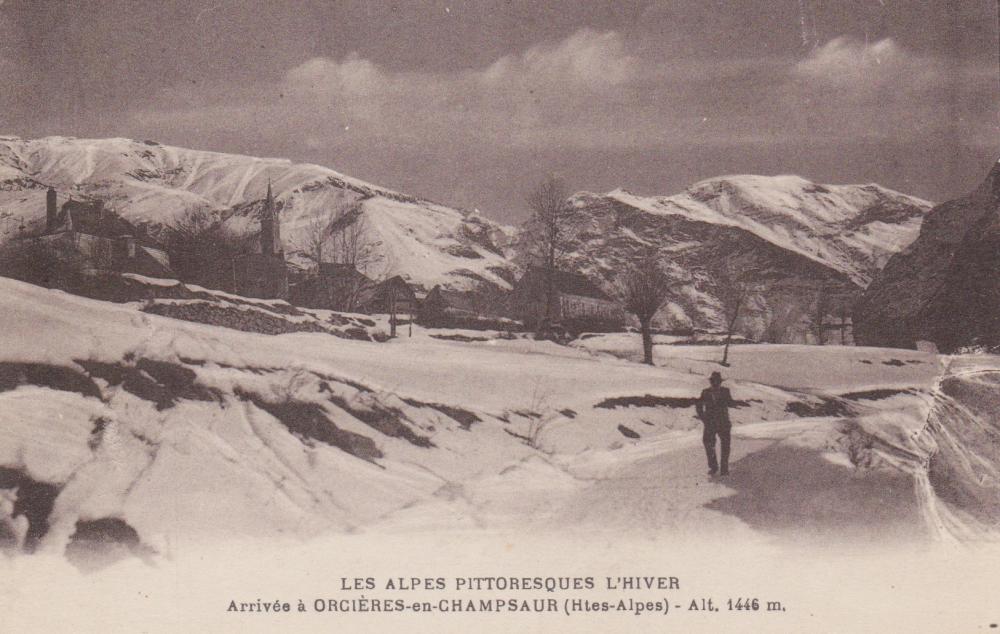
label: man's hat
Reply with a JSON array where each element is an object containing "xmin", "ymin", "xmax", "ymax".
[{"xmin": 709, "ymin": 371, "xmax": 724, "ymax": 382}]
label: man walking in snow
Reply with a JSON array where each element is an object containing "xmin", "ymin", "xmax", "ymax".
[{"xmin": 695, "ymin": 371, "xmax": 733, "ymax": 476}]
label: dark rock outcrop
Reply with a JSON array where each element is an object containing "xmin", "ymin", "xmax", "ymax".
[
  {"xmin": 0, "ymin": 467, "xmax": 60, "ymax": 552},
  {"xmin": 855, "ymin": 160, "xmax": 1000, "ymax": 351}
]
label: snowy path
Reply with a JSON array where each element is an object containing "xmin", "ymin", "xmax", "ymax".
[
  {"xmin": 551, "ymin": 434, "xmax": 773, "ymax": 540},
  {"xmin": 539, "ymin": 418, "xmax": 932, "ymax": 544},
  {"xmin": 370, "ymin": 413, "xmax": 931, "ymax": 544}
]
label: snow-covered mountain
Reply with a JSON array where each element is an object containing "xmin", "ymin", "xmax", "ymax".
[
  {"xmin": 0, "ymin": 136, "xmax": 515, "ymax": 292},
  {"xmin": 545, "ymin": 176, "xmax": 931, "ymax": 340},
  {"xmin": 0, "ymin": 136, "xmax": 932, "ymax": 340},
  {"xmin": 610, "ymin": 176, "xmax": 930, "ymax": 286}
]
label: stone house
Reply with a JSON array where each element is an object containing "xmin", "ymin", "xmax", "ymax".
[
  {"xmin": 35, "ymin": 187, "xmax": 174, "ymax": 279},
  {"xmin": 511, "ymin": 266, "xmax": 625, "ymax": 332},
  {"xmin": 419, "ymin": 285, "xmax": 517, "ymax": 330},
  {"xmin": 355, "ymin": 275, "xmax": 418, "ymax": 315},
  {"xmin": 289, "ymin": 262, "xmax": 374, "ymax": 312}
]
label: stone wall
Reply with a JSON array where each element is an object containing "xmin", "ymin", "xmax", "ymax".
[{"xmin": 142, "ymin": 300, "xmax": 374, "ymax": 340}]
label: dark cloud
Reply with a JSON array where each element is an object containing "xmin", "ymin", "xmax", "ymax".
[{"xmin": 2, "ymin": 1, "xmax": 997, "ymax": 220}]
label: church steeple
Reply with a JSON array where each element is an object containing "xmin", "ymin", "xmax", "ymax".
[
  {"xmin": 260, "ymin": 178, "xmax": 282, "ymax": 256},
  {"xmin": 46, "ymin": 187, "xmax": 58, "ymax": 232}
]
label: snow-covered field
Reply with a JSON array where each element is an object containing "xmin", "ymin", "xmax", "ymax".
[{"xmin": 0, "ymin": 276, "xmax": 996, "ymax": 571}]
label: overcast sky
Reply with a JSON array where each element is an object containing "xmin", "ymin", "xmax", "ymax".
[{"xmin": 2, "ymin": 0, "xmax": 998, "ymax": 220}]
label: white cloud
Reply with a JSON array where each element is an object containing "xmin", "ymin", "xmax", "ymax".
[
  {"xmin": 134, "ymin": 29, "xmax": 659, "ymax": 152},
  {"xmin": 284, "ymin": 28, "xmax": 636, "ymax": 99},
  {"xmin": 791, "ymin": 36, "xmax": 987, "ymax": 95},
  {"xmin": 481, "ymin": 28, "xmax": 637, "ymax": 89},
  {"xmin": 794, "ymin": 37, "xmax": 908, "ymax": 86},
  {"xmin": 783, "ymin": 36, "xmax": 996, "ymax": 144},
  {"xmin": 284, "ymin": 53, "xmax": 387, "ymax": 97},
  {"xmin": 128, "ymin": 29, "xmax": 996, "ymax": 168}
]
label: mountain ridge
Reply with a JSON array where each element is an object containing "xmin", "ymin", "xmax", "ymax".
[
  {"xmin": 1, "ymin": 135, "xmax": 932, "ymax": 340},
  {"xmin": 0, "ymin": 135, "xmax": 515, "ymax": 292},
  {"xmin": 546, "ymin": 175, "xmax": 931, "ymax": 339},
  {"xmin": 594, "ymin": 174, "xmax": 931, "ymax": 286}
]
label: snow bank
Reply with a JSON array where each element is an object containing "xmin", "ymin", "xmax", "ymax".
[{"xmin": 0, "ymin": 275, "xmax": 994, "ymax": 563}]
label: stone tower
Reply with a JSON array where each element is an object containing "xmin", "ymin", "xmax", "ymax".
[{"xmin": 260, "ymin": 180, "xmax": 282, "ymax": 256}]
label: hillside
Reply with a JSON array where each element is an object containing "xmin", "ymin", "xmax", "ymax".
[
  {"xmin": 0, "ymin": 136, "xmax": 515, "ymax": 292},
  {"xmin": 855, "ymin": 160, "xmax": 1000, "ymax": 352},
  {"xmin": 548, "ymin": 176, "xmax": 930, "ymax": 340}
]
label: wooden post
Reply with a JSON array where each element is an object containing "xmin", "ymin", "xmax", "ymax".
[{"xmin": 389, "ymin": 287, "xmax": 397, "ymax": 338}]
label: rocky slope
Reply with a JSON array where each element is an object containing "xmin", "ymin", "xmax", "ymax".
[
  {"xmin": 855, "ymin": 160, "xmax": 1000, "ymax": 351},
  {"xmin": 0, "ymin": 136, "xmax": 515, "ymax": 292},
  {"xmin": 546, "ymin": 177, "xmax": 930, "ymax": 341}
]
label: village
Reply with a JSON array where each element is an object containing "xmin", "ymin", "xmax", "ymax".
[
  {"xmin": 3, "ymin": 182, "xmax": 653, "ymax": 341},
  {"xmin": 1, "ymin": 178, "xmax": 863, "ymax": 351}
]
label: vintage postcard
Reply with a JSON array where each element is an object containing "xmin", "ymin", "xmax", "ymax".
[{"xmin": 1, "ymin": 1, "xmax": 998, "ymax": 632}]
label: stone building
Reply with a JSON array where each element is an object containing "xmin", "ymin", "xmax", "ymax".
[
  {"xmin": 289, "ymin": 262, "xmax": 374, "ymax": 312},
  {"xmin": 418, "ymin": 285, "xmax": 516, "ymax": 330},
  {"xmin": 35, "ymin": 187, "xmax": 174, "ymax": 278},
  {"xmin": 511, "ymin": 266, "xmax": 625, "ymax": 332},
  {"xmin": 356, "ymin": 275, "xmax": 417, "ymax": 315}
]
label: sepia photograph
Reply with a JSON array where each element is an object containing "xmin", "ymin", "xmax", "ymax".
[{"xmin": 1, "ymin": 1, "xmax": 999, "ymax": 631}]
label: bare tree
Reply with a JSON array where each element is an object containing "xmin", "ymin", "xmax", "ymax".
[
  {"xmin": 810, "ymin": 286, "xmax": 831, "ymax": 345},
  {"xmin": 169, "ymin": 208, "xmax": 215, "ymax": 245},
  {"xmin": 522, "ymin": 175, "xmax": 574, "ymax": 324},
  {"xmin": 297, "ymin": 215, "xmax": 335, "ymax": 268},
  {"xmin": 715, "ymin": 262, "xmax": 751, "ymax": 367},
  {"xmin": 166, "ymin": 209, "xmax": 251, "ymax": 292},
  {"xmin": 836, "ymin": 295, "xmax": 852, "ymax": 345},
  {"xmin": 297, "ymin": 201, "xmax": 387, "ymax": 312},
  {"xmin": 0, "ymin": 239, "xmax": 87, "ymax": 292},
  {"xmin": 325, "ymin": 202, "xmax": 377, "ymax": 269},
  {"xmin": 762, "ymin": 301, "xmax": 796, "ymax": 344},
  {"xmin": 382, "ymin": 282, "xmax": 414, "ymax": 339},
  {"xmin": 619, "ymin": 258, "xmax": 673, "ymax": 365}
]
